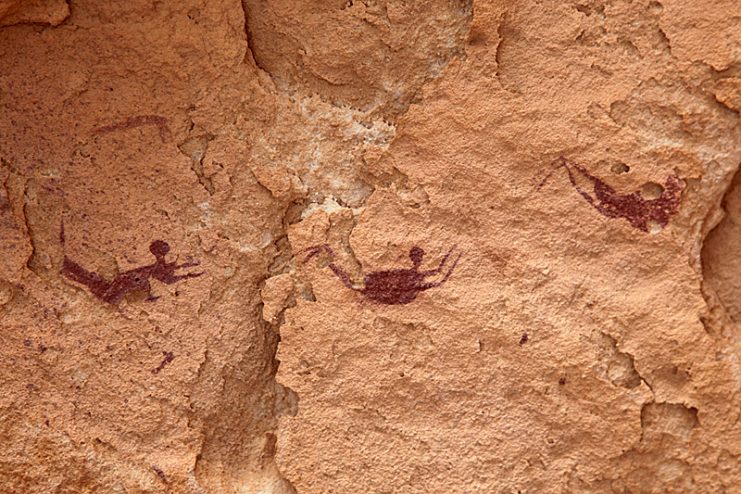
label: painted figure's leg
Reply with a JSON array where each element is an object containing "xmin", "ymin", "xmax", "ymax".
[
  {"xmin": 61, "ymin": 257, "xmax": 110, "ymax": 293},
  {"xmin": 144, "ymin": 280, "xmax": 160, "ymax": 302}
]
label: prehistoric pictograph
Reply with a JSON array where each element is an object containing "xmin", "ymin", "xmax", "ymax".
[
  {"xmin": 94, "ymin": 114, "xmax": 171, "ymax": 143},
  {"xmin": 538, "ymin": 157, "xmax": 684, "ymax": 232},
  {"xmin": 301, "ymin": 244, "xmax": 461, "ymax": 305},
  {"xmin": 152, "ymin": 351, "xmax": 175, "ymax": 374},
  {"xmin": 60, "ymin": 224, "xmax": 202, "ymax": 304}
]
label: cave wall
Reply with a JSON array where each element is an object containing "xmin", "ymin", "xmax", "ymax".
[{"xmin": 0, "ymin": 1, "xmax": 739, "ymax": 493}]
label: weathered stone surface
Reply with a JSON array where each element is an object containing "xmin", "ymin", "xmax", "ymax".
[
  {"xmin": 243, "ymin": 0, "xmax": 472, "ymax": 117},
  {"xmin": 275, "ymin": 1, "xmax": 741, "ymax": 493},
  {"xmin": 0, "ymin": 1, "xmax": 739, "ymax": 493},
  {"xmin": 0, "ymin": 0, "xmax": 22, "ymax": 20},
  {"xmin": 0, "ymin": 0, "xmax": 68, "ymax": 26}
]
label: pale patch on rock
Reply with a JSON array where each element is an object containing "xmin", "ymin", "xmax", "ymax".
[{"xmin": 261, "ymin": 273, "xmax": 294, "ymax": 324}]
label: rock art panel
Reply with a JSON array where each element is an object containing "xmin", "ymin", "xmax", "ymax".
[
  {"xmin": 275, "ymin": 1, "xmax": 741, "ymax": 493},
  {"xmin": 0, "ymin": 0, "xmax": 739, "ymax": 493},
  {"xmin": 0, "ymin": 1, "xmax": 294, "ymax": 492}
]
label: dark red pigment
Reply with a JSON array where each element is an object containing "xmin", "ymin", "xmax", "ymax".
[
  {"xmin": 152, "ymin": 465, "xmax": 167, "ymax": 482},
  {"xmin": 302, "ymin": 244, "xmax": 461, "ymax": 305},
  {"xmin": 539, "ymin": 157, "xmax": 684, "ymax": 232},
  {"xmin": 519, "ymin": 333, "xmax": 528, "ymax": 345},
  {"xmin": 60, "ymin": 224, "xmax": 202, "ymax": 304},
  {"xmin": 152, "ymin": 351, "xmax": 175, "ymax": 374},
  {"xmin": 94, "ymin": 115, "xmax": 171, "ymax": 143}
]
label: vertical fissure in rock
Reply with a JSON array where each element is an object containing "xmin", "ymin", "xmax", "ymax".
[
  {"xmin": 700, "ymin": 162, "xmax": 741, "ymax": 335},
  {"xmin": 237, "ymin": 2, "xmax": 474, "ymax": 489}
]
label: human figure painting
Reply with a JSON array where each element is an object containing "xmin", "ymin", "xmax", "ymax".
[
  {"xmin": 60, "ymin": 224, "xmax": 202, "ymax": 304},
  {"xmin": 538, "ymin": 157, "xmax": 683, "ymax": 232},
  {"xmin": 301, "ymin": 244, "xmax": 461, "ymax": 305}
]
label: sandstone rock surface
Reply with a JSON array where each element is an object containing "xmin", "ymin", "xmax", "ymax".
[
  {"xmin": 0, "ymin": 0, "xmax": 68, "ymax": 26},
  {"xmin": 0, "ymin": 1, "xmax": 739, "ymax": 493}
]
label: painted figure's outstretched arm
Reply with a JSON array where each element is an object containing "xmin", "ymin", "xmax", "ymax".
[
  {"xmin": 561, "ymin": 160, "xmax": 605, "ymax": 207},
  {"xmin": 300, "ymin": 244, "xmax": 359, "ymax": 291},
  {"xmin": 421, "ymin": 245, "xmax": 458, "ymax": 276},
  {"xmin": 152, "ymin": 256, "xmax": 203, "ymax": 283},
  {"xmin": 421, "ymin": 251, "xmax": 462, "ymax": 290},
  {"xmin": 327, "ymin": 263, "xmax": 357, "ymax": 290},
  {"xmin": 538, "ymin": 157, "xmax": 603, "ymax": 204},
  {"xmin": 154, "ymin": 269, "xmax": 203, "ymax": 284},
  {"xmin": 300, "ymin": 244, "xmax": 335, "ymax": 263},
  {"xmin": 537, "ymin": 157, "xmax": 573, "ymax": 189},
  {"xmin": 662, "ymin": 174, "xmax": 684, "ymax": 198},
  {"xmin": 174, "ymin": 259, "xmax": 200, "ymax": 269},
  {"xmin": 563, "ymin": 160, "xmax": 601, "ymax": 185}
]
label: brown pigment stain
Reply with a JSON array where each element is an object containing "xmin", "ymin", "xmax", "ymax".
[
  {"xmin": 302, "ymin": 244, "xmax": 461, "ymax": 305},
  {"xmin": 152, "ymin": 351, "xmax": 175, "ymax": 374},
  {"xmin": 539, "ymin": 157, "xmax": 684, "ymax": 232},
  {"xmin": 60, "ymin": 224, "xmax": 202, "ymax": 304},
  {"xmin": 94, "ymin": 115, "xmax": 171, "ymax": 143},
  {"xmin": 152, "ymin": 465, "xmax": 167, "ymax": 483}
]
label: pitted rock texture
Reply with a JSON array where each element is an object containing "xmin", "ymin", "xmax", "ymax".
[
  {"xmin": 1, "ymin": 1, "xmax": 739, "ymax": 493},
  {"xmin": 0, "ymin": 0, "xmax": 68, "ymax": 26},
  {"xmin": 243, "ymin": 0, "xmax": 473, "ymax": 117}
]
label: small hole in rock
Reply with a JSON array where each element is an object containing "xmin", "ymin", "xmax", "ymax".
[
  {"xmin": 647, "ymin": 220, "xmax": 664, "ymax": 234},
  {"xmin": 611, "ymin": 163, "xmax": 630, "ymax": 174},
  {"xmin": 648, "ymin": 1, "xmax": 663, "ymax": 14},
  {"xmin": 641, "ymin": 182, "xmax": 664, "ymax": 200}
]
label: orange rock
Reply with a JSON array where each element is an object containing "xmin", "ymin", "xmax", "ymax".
[
  {"xmin": 0, "ymin": 0, "xmax": 738, "ymax": 493},
  {"xmin": 0, "ymin": 0, "xmax": 69, "ymax": 26}
]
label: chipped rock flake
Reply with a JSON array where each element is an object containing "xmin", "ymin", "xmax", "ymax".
[
  {"xmin": 0, "ymin": 0, "xmax": 69, "ymax": 26},
  {"xmin": 249, "ymin": 94, "xmax": 395, "ymax": 207}
]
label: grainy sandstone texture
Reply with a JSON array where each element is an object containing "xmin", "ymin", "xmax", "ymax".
[{"xmin": 0, "ymin": 1, "xmax": 739, "ymax": 493}]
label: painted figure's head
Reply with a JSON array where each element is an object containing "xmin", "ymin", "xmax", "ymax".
[
  {"xmin": 150, "ymin": 240, "xmax": 171, "ymax": 258},
  {"xmin": 409, "ymin": 246, "xmax": 424, "ymax": 267}
]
